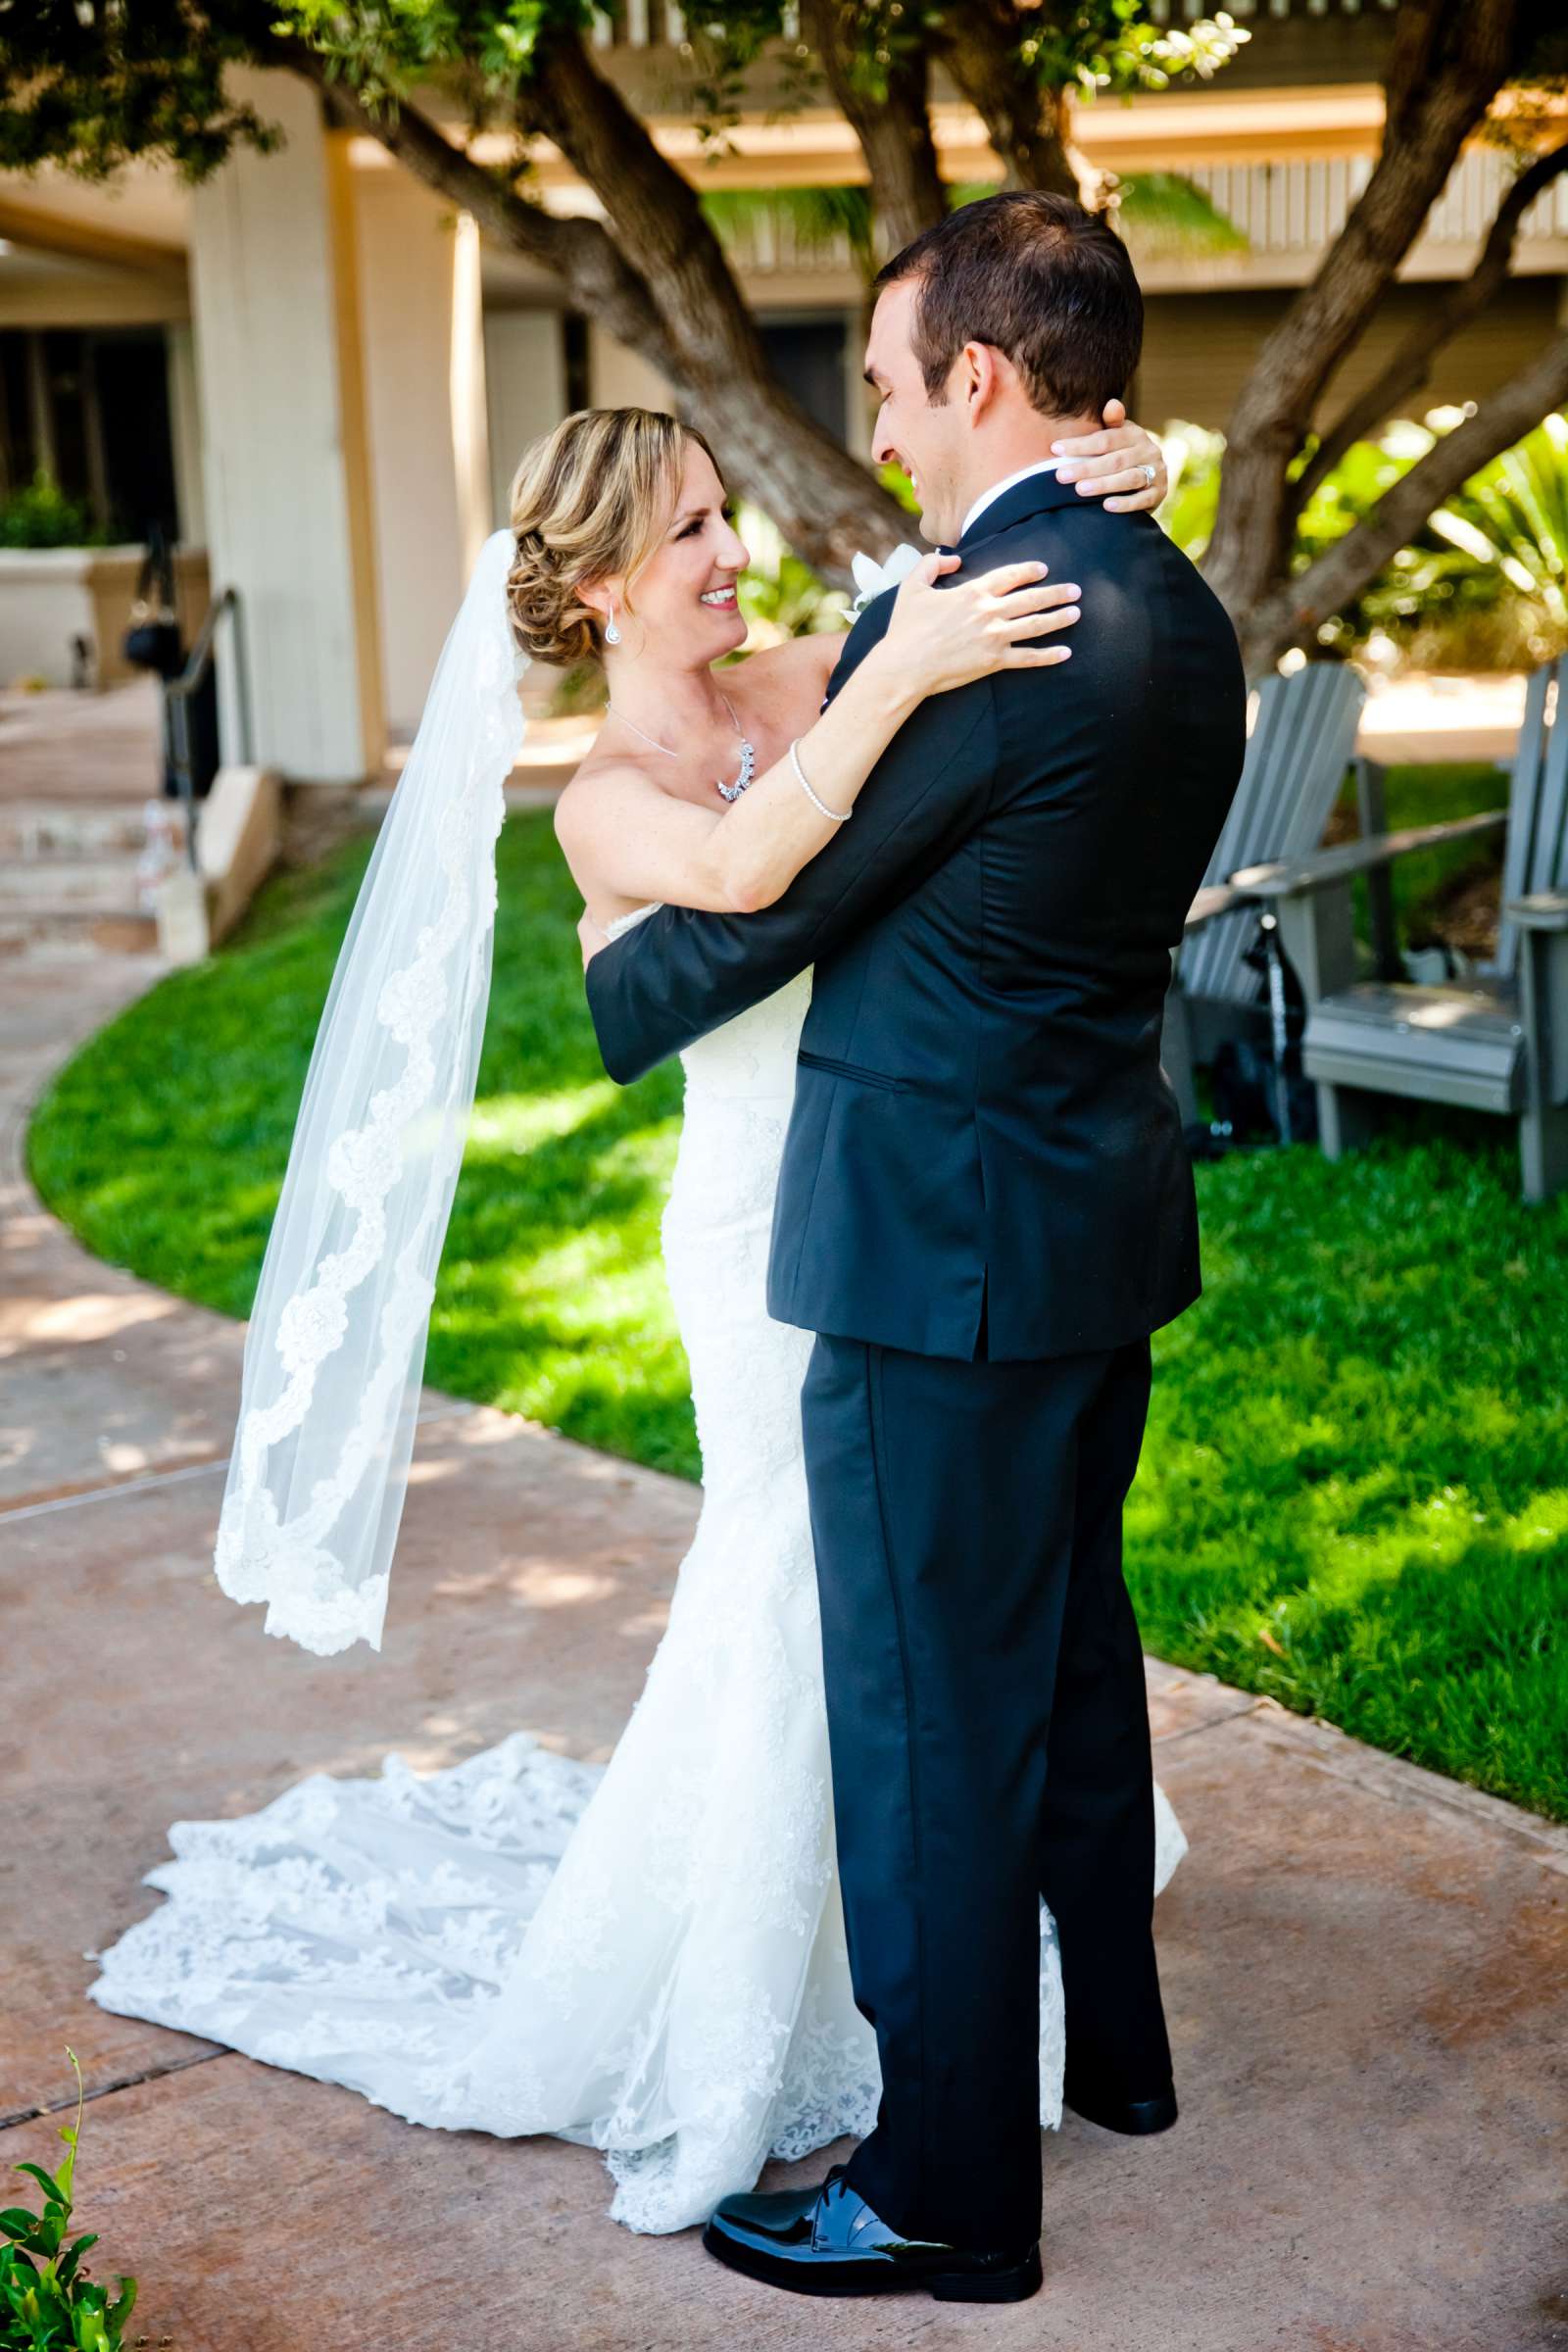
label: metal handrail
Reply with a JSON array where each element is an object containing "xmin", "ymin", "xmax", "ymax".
[{"xmin": 167, "ymin": 586, "xmax": 253, "ymax": 870}]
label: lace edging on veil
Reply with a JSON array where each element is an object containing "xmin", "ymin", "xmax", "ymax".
[{"xmin": 215, "ymin": 528, "xmax": 523, "ymax": 1655}]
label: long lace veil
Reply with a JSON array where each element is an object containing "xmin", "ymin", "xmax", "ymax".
[{"xmin": 215, "ymin": 527, "xmax": 524, "ymax": 1654}]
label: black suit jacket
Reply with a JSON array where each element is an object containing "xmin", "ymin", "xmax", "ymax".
[{"xmin": 586, "ymin": 469, "xmax": 1246, "ymax": 1361}]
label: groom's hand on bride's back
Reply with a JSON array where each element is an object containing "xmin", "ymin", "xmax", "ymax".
[{"xmin": 1053, "ymin": 399, "xmax": 1168, "ymax": 513}]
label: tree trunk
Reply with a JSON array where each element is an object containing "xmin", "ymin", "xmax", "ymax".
[
  {"xmin": 283, "ymin": 30, "xmax": 907, "ymax": 578},
  {"xmin": 937, "ymin": 6, "xmax": 1081, "ymax": 200},
  {"xmin": 1293, "ymin": 132, "xmax": 1568, "ymax": 507},
  {"xmin": 802, "ymin": 0, "xmax": 948, "ymax": 261},
  {"xmin": 1204, "ymin": 0, "xmax": 1518, "ymax": 628},
  {"xmin": 286, "ymin": 44, "xmax": 683, "ymax": 376},
  {"xmin": 523, "ymin": 29, "xmax": 907, "ymax": 573},
  {"xmin": 1234, "ymin": 329, "xmax": 1568, "ymax": 677}
]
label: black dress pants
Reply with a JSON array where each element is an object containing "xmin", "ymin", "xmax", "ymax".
[{"xmin": 800, "ymin": 1331, "xmax": 1171, "ymax": 2253}]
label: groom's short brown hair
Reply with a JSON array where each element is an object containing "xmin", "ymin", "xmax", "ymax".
[{"xmin": 874, "ymin": 191, "xmax": 1143, "ymax": 420}]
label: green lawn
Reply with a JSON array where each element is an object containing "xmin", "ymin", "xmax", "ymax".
[
  {"xmin": 1336, "ymin": 759, "xmax": 1509, "ymax": 947},
  {"xmin": 28, "ymin": 791, "xmax": 1568, "ymax": 1822}
]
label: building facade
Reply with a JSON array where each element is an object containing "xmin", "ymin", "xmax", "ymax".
[{"xmin": 2, "ymin": 0, "xmax": 1564, "ymax": 780}]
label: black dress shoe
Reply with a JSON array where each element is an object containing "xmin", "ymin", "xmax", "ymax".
[
  {"xmin": 1062, "ymin": 2075, "xmax": 1179, "ymax": 2135},
  {"xmin": 702, "ymin": 2168, "xmax": 1042, "ymax": 2302}
]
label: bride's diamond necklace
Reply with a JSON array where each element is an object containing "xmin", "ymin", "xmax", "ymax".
[{"xmin": 607, "ymin": 689, "xmax": 757, "ymax": 803}]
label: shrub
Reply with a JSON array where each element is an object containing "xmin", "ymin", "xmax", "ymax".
[
  {"xmin": 0, "ymin": 474, "xmax": 111, "ymax": 551},
  {"xmin": 734, "ymin": 500, "xmax": 850, "ymax": 645},
  {"xmin": 0, "ymin": 2052, "xmax": 138, "ymax": 2352},
  {"xmin": 1158, "ymin": 410, "xmax": 1568, "ymax": 671}
]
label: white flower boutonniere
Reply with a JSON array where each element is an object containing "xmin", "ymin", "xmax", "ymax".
[{"xmin": 850, "ymin": 542, "xmax": 926, "ymax": 616}]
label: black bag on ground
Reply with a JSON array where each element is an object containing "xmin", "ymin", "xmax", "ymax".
[{"xmin": 1186, "ymin": 914, "xmax": 1320, "ymax": 1156}]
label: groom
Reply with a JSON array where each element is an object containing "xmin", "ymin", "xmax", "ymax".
[{"xmin": 586, "ymin": 191, "xmax": 1245, "ymax": 2301}]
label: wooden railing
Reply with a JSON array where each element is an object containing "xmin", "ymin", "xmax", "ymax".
[
  {"xmin": 1187, "ymin": 146, "xmax": 1568, "ymax": 262},
  {"xmin": 591, "ymin": 0, "xmax": 1396, "ymax": 47},
  {"xmin": 709, "ymin": 147, "xmax": 1568, "ymax": 281}
]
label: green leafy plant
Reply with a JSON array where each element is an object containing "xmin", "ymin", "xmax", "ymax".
[
  {"xmin": 1, "ymin": 2051, "xmax": 138, "ymax": 2352},
  {"xmin": 1153, "ymin": 420, "xmax": 1226, "ymax": 563},
  {"xmin": 0, "ymin": 473, "xmax": 110, "ymax": 551},
  {"xmin": 700, "ymin": 170, "xmax": 1247, "ymax": 283},
  {"xmin": 1429, "ymin": 409, "xmax": 1568, "ymax": 643},
  {"xmin": 1158, "ymin": 410, "xmax": 1568, "ymax": 670},
  {"xmin": 735, "ymin": 500, "xmax": 850, "ymax": 644},
  {"xmin": 1111, "ymin": 170, "xmax": 1250, "ymax": 261},
  {"xmin": 699, "ymin": 183, "xmax": 875, "ymax": 277},
  {"xmin": 1297, "ymin": 409, "xmax": 1568, "ymax": 667}
]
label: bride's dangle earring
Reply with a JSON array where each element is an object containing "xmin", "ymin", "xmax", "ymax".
[{"xmin": 604, "ymin": 598, "xmax": 622, "ymax": 647}]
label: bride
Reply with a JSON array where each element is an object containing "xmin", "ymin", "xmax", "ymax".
[{"xmin": 90, "ymin": 402, "xmax": 1186, "ymax": 2236}]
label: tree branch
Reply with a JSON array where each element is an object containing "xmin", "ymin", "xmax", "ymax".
[
  {"xmin": 270, "ymin": 34, "xmax": 683, "ymax": 378},
  {"xmin": 1293, "ymin": 131, "xmax": 1568, "ymax": 510},
  {"xmin": 514, "ymin": 24, "xmax": 906, "ymax": 572},
  {"xmin": 1237, "ymin": 327, "xmax": 1568, "ymax": 678},
  {"xmin": 270, "ymin": 25, "xmax": 906, "ymax": 576},
  {"xmin": 933, "ymin": 1, "xmax": 1080, "ymax": 201},
  {"xmin": 1206, "ymin": 0, "xmax": 1519, "ymax": 619},
  {"xmin": 800, "ymin": 0, "xmax": 946, "ymax": 261}
]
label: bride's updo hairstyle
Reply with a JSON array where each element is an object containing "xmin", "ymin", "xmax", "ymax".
[{"xmin": 507, "ymin": 406, "xmax": 723, "ymax": 666}]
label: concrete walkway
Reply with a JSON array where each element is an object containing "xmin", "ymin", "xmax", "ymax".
[{"xmin": 3, "ymin": 960, "xmax": 1566, "ymax": 2352}]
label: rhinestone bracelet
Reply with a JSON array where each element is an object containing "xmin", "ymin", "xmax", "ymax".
[{"xmin": 791, "ymin": 737, "xmax": 853, "ymax": 823}]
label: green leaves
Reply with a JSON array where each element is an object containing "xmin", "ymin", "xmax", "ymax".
[
  {"xmin": 1433, "ymin": 410, "xmax": 1568, "ymax": 637},
  {"xmin": 1113, "ymin": 170, "xmax": 1249, "ymax": 261},
  {"xmin": 0, "ymin": 0, "xmax": 1250, "ymax": 184},
  {"xmin": 1003, "ymin": 0, "xmax": 1250, "ymax": 102},
  {"xmin": 0, "ymin": 2055, "xmax": 138, "ymax": 2352},
  {"xmin": 0, "ymin": 0, "xmax": 281, "ymax": 184},
  {"xmin": 1156, "ymin": 408, "xmax": 1568, "ymax": 670},
  {"xmin": 0, "ymin": 475, "xmax": 113, "ymax": 553}
]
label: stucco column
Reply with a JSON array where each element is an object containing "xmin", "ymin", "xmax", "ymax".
[
  {"xmin": 352, "ymin": 162, "xmax": 492, "ymax": 739},
  {"xmin": 166, "ymin": 321, "xmax": 206, "ymax": 548},
  {"xmin": 189, "ymin": 71, "xmax": 383, "ymax": 784}
]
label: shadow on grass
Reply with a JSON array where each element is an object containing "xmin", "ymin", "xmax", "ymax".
[{"xmin": 1140, "ymin": 1113, "xmax": 1568, "ymax": 1817}]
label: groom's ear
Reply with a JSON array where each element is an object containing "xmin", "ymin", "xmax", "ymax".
[{"xmin": 959, "ymin": 341, "xmax": 1009, "ymax": 423}]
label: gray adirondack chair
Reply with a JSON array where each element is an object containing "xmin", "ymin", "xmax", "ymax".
[
  {"xmin": 1228, "ymin": 653, "xmax": 1568, "ymax": 1201},
  {"xmin": 1163, "ymin": 662, "xmax": 1367, "ymax": 1124}
]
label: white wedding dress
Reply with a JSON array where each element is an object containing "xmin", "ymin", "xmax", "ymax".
[{"xmin": 90, "ymin": 916, "xmax": 1186, "ymax": 2234}]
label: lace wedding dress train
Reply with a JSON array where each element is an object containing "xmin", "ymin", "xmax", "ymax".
[{"xmin": 90, "ymin": 929, "xmax": 1187, "ymax": 2234}]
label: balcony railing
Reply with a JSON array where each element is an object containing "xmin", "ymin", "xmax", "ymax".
[
  {"xmin": 1147, "ymin": 0, "xmax": 1397, "ymax": 17},
  {"xmin": 1188, "ymin": 146, "xmax": 1568, "ymax": 262},
  {"xmin": 592, "ymin": 0, "xmax": 1396, "ymax": 47},
  {"xmin": 592, "ymin": 3, "xmax": 801, "ymax": 45},
  {"xmin": 708, "ymin": 147, "xmax": 1568, "ymax": 285}
]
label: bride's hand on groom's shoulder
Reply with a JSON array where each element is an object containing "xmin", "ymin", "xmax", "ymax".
[
  {"xmin": 1053, "ymin": 399, "xmax": 1168, "ymax": 513},
  {"xmin": 885, "ymin": 552, "xmax": 1081, "ymax": 694}
]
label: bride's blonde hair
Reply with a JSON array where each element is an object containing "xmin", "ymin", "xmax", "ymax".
[{"xmin": 507, "ymin": 407, "xmax": 723, "ymax": 667}]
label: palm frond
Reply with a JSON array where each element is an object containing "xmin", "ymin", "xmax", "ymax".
[
  {"xmin": 1113, "ymin": 172, "xmax": 1248, "ymax": 258},
  {"xmin": 699, "ymin": 183, "xmax": 874, "ymax": 271}
]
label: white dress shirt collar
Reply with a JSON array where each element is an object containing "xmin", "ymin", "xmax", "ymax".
[{"xmin": 958, "ymin": 459, "xmax": 1060, "ymax": 542}]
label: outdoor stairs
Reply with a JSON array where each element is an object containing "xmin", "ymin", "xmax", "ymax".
[{"xmin": 0, "ymin": 801, "xmax": 171, "ymax": 961}]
